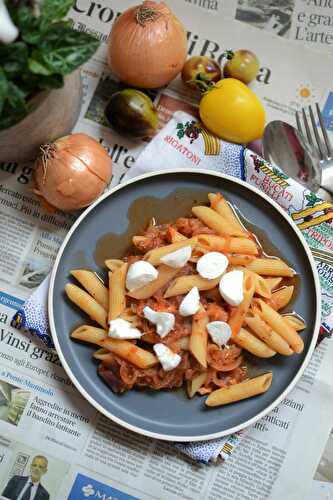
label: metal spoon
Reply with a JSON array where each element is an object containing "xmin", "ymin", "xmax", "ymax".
[{"xmin": 262, "ymin": 120, "xmax": 332, "ymax": 201}]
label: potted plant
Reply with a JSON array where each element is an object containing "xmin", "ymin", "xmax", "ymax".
[{"xmin": 0, "ymin": 0, "xmax": 100, "ymax": 162}]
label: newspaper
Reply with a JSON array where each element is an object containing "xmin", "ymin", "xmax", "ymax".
[
  {"xmin": 1, "ymin": 1, "xmax": 333, "ymax": 498},
  {"xmin": 311, "ymin": 428, "xmax": 333, "ymax": 497},
  {"xmin": 181, "ymin": 0, "xmax": 333, "ymax": 53}
]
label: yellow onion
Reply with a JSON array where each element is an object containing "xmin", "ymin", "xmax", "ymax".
[
  {"xmin": 33, "ymin": 133, "xmax": 112, "ymax": 211},
  {"xmin": 108, "ymin": 1, "xmax": 187, "ymax": 89}
]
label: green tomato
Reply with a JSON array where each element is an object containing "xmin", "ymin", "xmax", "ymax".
[
  {"xmin": 105, "ymin": 89, "xmax": 159, "ymax": 139},
  {"xmin": 224, "ymin": 50, "xmax": 260, "ymax": 84}
]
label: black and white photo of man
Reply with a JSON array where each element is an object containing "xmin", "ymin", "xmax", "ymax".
[
  {"xmin": 2, "ymin": 455, "xmax": 50, "ymax": 500},
  {"xmin": 235, "ymin": 0, "xmax": 295, "ymax": 37}
]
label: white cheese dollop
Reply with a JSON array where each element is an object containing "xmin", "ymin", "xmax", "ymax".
[
  {"xmin": 143, "ymin": 306, "xmax": 175, "ymax": 338},
  {"xmin": 160, "ymin": 245, "xmax": 192, "ymax": 268},
  {"xmin": 219, "ymin": 270, "xmax": 244, "ymax": 306},
  {"xmin": 108, "ymin": 318, "xmax": 142, "ymax": 339},
  {"xmin": 179, "ymin": 287, "xmax": 200, "ymax": 317},
  {"xmin": 153, "ymin": 343, "xmax": 181, "ymax": 371},
  {"xmin": 207, "ymin": 321, "xmax": 232, "ymax": 347},
  {"xmin": 197, "ymin": 252, "xmax": 229, "ymax": 279},
  {"xmin": 126, "ymin": 261, "xmax": 158, "ymax": 292}
]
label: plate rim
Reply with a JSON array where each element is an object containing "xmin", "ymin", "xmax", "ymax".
[{"xmin": 49, "ymin": 168, "xmax": 321, "ymax": 442}]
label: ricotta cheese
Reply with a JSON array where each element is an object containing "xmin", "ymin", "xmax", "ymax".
[
  {"xmin": 126, "ymin": 261, "xmax": 158, "ymax": 292},
  {"xmin": 197, "ymin": 252, "xmax": 229, "ymax": 279},
  {"xmin": 219, "ymin": 270, "xmax": 244, "ymax": 306},
  {"xmin": 160, "ymin": 245, "xmax": 192, "ymax": 268},
  {"xmin": 108, "ymin": 318, "xmax": 142, "ymax": 339},
  {"xmin": 153, "ymin": 343, "xmax": 181, "ymax": 371},
  {"xmin": 179, "ymin": 287, "xmax": 200, "ymax": 316},
  {"xmin": 207, "ymin": 321, "xmax": 232, "ymax": 347},
  {"xmin": 143, "ymin": 306, "xmax": 175, "ymax": 338}
]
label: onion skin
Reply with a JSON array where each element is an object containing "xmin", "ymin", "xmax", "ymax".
[
  {"xmin": 108, "ymin": 1, "xmax": 187, "ymax": 89},
  {"xmin": 105, "ymin": 89, "xmax": 159, "ymax": 138},
  {"xmin": 33, "ymin": 133, "xmax": 112, "ymax": 212}
]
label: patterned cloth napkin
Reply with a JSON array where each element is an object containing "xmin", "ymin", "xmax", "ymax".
[{"xmin": 12, "ymin": 111, "xmax": 333, "ymax": 463}]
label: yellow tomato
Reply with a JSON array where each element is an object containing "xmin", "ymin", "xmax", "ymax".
[{"xmin": 199, "ymin": 78, "xmax": 265, "ymax": 144}]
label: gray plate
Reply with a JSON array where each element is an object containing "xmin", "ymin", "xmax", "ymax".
[{"xmin": 49, "ymin": 169, "xmax": 321, "ymax": 441}]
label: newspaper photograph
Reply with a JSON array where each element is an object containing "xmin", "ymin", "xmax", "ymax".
[
  {"xmin": 307, "ymin": 429, "xmax": 333, "ymax": 499},
  {"xmin": 0, "ymin": 449, "xmax": 69, "ymax": 500},
  {"xmin": 0, "ymin": 0, "xmax": 333, "ymax": 499}
]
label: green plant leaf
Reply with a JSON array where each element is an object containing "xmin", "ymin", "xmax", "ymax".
[
  {"xmin": 22, "ymin": 72, "xmax": 64, "ymax": 91},
  {"xmin": 0, "ymin": 104, "xmax": 28, "ymax": 130},
  {"xmin": 15, "ymin": 5, "xmax": 39, "ymax": 31},
  {"xmin": 6, "ymin": 82, "xmax": 27, "ymax": 111},
  {"xmin": 0, "ymin": 81, "xmax": 28, "ymax": 130},
  {"xmin": 22, "ymin": 29, "xmax": 43, "ymax": 45},
  {"xmin": 31, "ymin": 25, "xmax": 99, "ymax": 75},
  {"xmin": 0, "ymin": 5, "xmax": 98, "ymax": 128},
  {"xmin": 28, "ymin": 56, "xmax": 53, "ymax": 75},
  {"xmin": 0, "ymin": 69, "xmax": 9, "ymax": 116},
  {"xmin": 11, "ymin": 4, "xmax": 43, "ymax": 44},
  {"xmin": 0, "ymin": 43, "xmax": 28, "ymax": 76},
  {"xmin": 41, "ymin": 0, "xmax": 74, "ymax": 23}
]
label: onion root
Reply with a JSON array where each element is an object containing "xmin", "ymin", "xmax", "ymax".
[
  {"xmin": 39, "ymin": 143, "xmax": 57, "ymax": 184},
  {"xmin": 135, "ymin": 5, "xmax": 161, "ymax": 26}
]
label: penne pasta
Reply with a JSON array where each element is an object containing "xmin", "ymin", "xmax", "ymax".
[
  {"xmin": 65, "ymin": 284, "xmax": 108, "ymax": 328},
  {"xmin": 254, "ymin": 274, "xmax": 272, "ymax": 299},
  {"xmin": 254, "ymin": 299, "xmax": 304, "ymax": 353},
  {"xmin": 268, "ymin": 286, "xmax": 294, "ymax": 310},
  {"xmin": 169, "ymin": 226, "xmax": 188, "ymax": 242},
  {"xmin": 189, "ymin": 244, "xmax": 210, "ymax": 262},
  {"xmin": 144, "ymin": 238, "xmax": 197, "ymax": 266},
  {"xmin": 93, "ymin": 348, "xmax": 114, "ymax": 360},
  {"xmin": 71, "ymin": 269, "xmax": 109, "ymax": 310},
  {"xmin": 128, "ymin": 265, "xmax": 180, "ymax": 300},
  {"xmin": 264, "ymin": 277, "xmax": 283, "ymax": 291},
  {"xmin": 283, "ymin": 314, "xmax": 306, "ymax": 331},
  {"xmin": 132, "ymin": 236, "xmax": 148, "ymax": 248},
  {"xmin": 229, "ymin": 272, "xmax": 255, "ymax": 336},
  {"xmin": 245, "ymin": 311, "xmax": 293, "ymax": 356},
  {"xmin": 100, "ymin": 338, "xmax": 158, "ymax": 369},
  {"xmin": 208, "ymin": 192, "xmax": 248, "ymax": 234},
  {"xmin": 233, "ymin": 327, "xmax": 276, "ymax": 358},
  {"xmin": 192, "ymin": 206, "xmax": 245, "ymax": 237},
  {"xmin": 119, "ymin": 308, "xmax": 141, "ymax": 327},
  {"xmin": 226, "ymin": 254, "xmax": 256, "ymax": 266},
  {"xmin": 243, "ymin": 269, "xmax": 272, "ymax": 298},
  {"xmin": 196, "ymin": 234, "xmax": 258, "ymax": 255},
  {"xmin": 246, "ymin": 258, "xmax": 294, "ymax": 277},
  {"xmin": 67, "ymin": 190, "xmax": 306, "ymax": 402},
  {"xmin": 187, "ymin": 372, "xmax": 207, "ymax": 398},
  {"xmin": 205, "ymin": 373, "xmax": 273, "ymax": 407},
  {"xmin": 105, "ymin": 259, "xmax": 124, "ymax": 272},
  {"xmin": 198, "ymin": 386, "xmax": 213, "ymax": 395},
  {"xmin": 190, "ymin": 305, "xmax": 209, "ymax": 368},
  {"xmin": 164, "ymin": 274, "xmax": 220, "ymax": 298},
  {"xmin": 70, "ymin": 325, "xmax": 107, "ymax": 344},
  {"xmin": 108, "ymin": 263, "xmax": 128, "ymax": 321}
]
